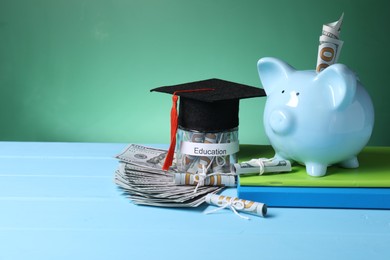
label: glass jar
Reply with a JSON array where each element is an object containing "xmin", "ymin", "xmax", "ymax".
[{"xmin": 175, "ymin": 127, "xmax": 239, "ymax": 174}]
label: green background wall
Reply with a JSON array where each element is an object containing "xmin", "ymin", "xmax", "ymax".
[{"xmin": 0, "ymin": 0, "xmax": 389, "ymax": 145}]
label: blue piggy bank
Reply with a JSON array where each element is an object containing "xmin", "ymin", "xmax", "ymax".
[{"xmin": 257, "ymin": 57, "xmax": 374, "ymax": 177}]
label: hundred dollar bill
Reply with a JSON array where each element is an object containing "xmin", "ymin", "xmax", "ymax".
[
  {"xmin": 316, "ymin": 13, "xmax": 344, "ymax": 72},
  {"xmin": 116, "ymin": 165, "xmax": 213, "ymax": 195},
  {"xmin": 122, "ymin": 161, "xmax": 171, "ymax": 176},
  {"xmin": 115, "ymin": 144, "xmax": 175, "ymax": 171},
  {"xmin": 233, "ymin": 159, "xmax": 291, "ymax": 175}
]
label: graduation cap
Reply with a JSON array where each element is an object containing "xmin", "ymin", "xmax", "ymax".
[{"xmin": 151, "ymin": 78, "xmax": 266, "ymax": 170}]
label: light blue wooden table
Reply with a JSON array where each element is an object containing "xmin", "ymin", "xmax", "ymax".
[{"xmin": 1, "ymin": 142, "xmax": 389, "ymax": 260}]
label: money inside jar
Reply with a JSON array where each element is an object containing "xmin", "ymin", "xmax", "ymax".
[
  {"xmin": 151, "ymin": 78, "xmax": 266, "ymax": 179},
  {"xmin": 176, "ymin": 129, "xmax": 239, "ymax": 175}
]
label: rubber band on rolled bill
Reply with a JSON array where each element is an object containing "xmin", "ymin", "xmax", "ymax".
[
  {"xmin": 234, "ymin": 158, "xmax": 292, "ymax": 175},
  {"xmin": 205, "ymin": 194, "xmax": 267, "ymax": 219}
]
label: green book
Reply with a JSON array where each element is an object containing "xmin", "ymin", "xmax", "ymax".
[{"xmin": 238, "ymin": 146, "xmax": 390, "ymax": 188}]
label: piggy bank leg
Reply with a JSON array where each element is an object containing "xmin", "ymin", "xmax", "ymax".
[
  {"xmin": 339, "ymin": 156, "xmax": 359, "ymax": 169},
  {"xmin": 305, "ymin": 162, "xmax": 328, "ymax": 177}
]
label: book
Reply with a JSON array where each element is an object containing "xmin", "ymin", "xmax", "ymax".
[
  {"xmin": 237, "ymin": 185, "xmax": 390, "ymax": 209},
  {"xmin": 237, "ymin": 145, "xmax": 390, "ymax": 209}
]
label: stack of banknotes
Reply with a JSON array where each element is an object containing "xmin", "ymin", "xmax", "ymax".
[
  {"xmin": 114, "ymin": 144, "xmax": 292, "ymax": 207},
  {"xmin": 114, "ymin": 144, "xmax": 223, "ymax": 207}
]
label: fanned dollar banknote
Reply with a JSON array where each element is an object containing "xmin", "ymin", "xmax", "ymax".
[{"xmin": 114, "ymin": 144, "xmax": 223, "ymax": 207}]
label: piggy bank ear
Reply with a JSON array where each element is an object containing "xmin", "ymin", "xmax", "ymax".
[
  {"xmin": 257, "ymin": 57, "xmax": 294, "ymax": 94},
  {"xmin": 316, "ymin": 64, "xmax": 357, "ymax": 110}
]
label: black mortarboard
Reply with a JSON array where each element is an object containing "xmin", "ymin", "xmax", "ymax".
[
  {"xmin": 151, "ymin": 78, "xmax": 266, "ymax": 132},
  {"xmin": 151, "ymin": 78, "xmax": 266, "ymax": 171}
]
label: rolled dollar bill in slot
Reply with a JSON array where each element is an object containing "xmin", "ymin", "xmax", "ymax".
[{"xmin": 316, "ymin": 13, "xmax": 344, "ymax": 72}]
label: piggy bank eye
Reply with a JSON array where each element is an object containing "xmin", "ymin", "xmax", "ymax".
[{"xmin": 281, "ymin": 90, "xmax": 285, "ymax": 93}]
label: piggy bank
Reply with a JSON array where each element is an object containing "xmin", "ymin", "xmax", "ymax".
[{"xmin": 257, "ymin": 57, "xmax": 374, "ymax": 177}]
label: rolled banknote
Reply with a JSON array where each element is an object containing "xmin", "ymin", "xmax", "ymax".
[
  {"xmin": 174, "ymin": 173, "xmax": 237, "ymax": 187},
  {"xmin": 197, "ymin": 133, "xmax": 219, "ymax": 174},
  {"xmin": 180, "ymin": 132, "xmax": 204, "ymax": 172},
  {"xmin": 205, "ymin": 194, "xmax": 267, "ymax": 218},
  {"xmin": 233, "ymin": 158, "xmax": 291, "ymax": 175},
  {"xmin": 316, "ymin": 13, "xmax": 344, "ymax": 72}
]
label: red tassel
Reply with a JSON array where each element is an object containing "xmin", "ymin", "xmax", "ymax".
[
  {"xmin": 162, "ymin": 94, "xmax": 179, "ymax": 171},
  {"xmin": 162, "ymin": 88, "xmax": 215, "ymax": 171}
]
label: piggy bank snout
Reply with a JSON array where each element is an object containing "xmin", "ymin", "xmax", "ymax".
[{"xmin": 269, "ymin": 109, "xmax": 294, "ymax": 135}]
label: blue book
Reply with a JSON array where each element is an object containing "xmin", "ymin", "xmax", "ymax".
[{"xmin": 237, "ymin": 185, "xmax": 390, "ymax": 209}]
